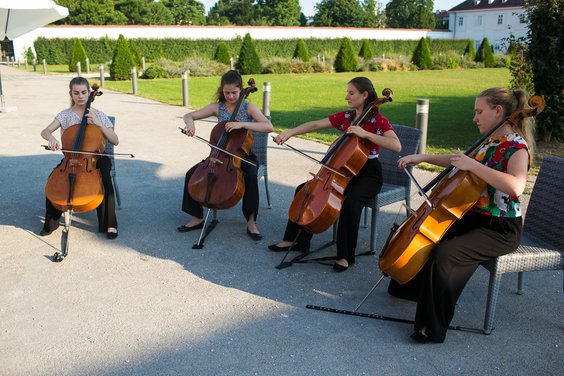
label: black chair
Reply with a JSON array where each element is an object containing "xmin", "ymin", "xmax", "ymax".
[
  {"xmin": 106, "ymin": 116, "xmax": 121, "ymax": 209},
  {"xmin": 480, "ymin": 156, "xmax": 564, "ymax": 334}
]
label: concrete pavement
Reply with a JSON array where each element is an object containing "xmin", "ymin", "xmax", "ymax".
[{"xmin": 0, "ymin": 65, "xmax": 562, "ymax": 376}]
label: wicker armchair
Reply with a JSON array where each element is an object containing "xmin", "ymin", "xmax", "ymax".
[
  {"xmin": 332, "ymin": 124, "xmax": 421, "ymax": 253},
  {"xmin": 480, "ymin": 156, "xmax": 564, "ymax": 334}
]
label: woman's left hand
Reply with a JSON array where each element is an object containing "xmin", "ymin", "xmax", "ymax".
[
  {"xmin": 450, "ymin": 152, "xmax": 477, "ymax": 171},
  {"xmin": 85, "ymin": 108, "xmax": 101, "ymax": 126},
  {"xmin": 225, "ymin": 121, "xmax": 244, "ymax": 132},
  {"xmin": 346, "ymin": 125, "xmax": 367, "ymax": 138}
]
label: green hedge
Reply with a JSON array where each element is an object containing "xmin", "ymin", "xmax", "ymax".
[{"xmin": 34, "ymin": 36, "xmax": 471, "ymax": 65}]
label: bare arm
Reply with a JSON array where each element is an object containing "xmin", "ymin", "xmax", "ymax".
[
  {"xmin": 88, "ymin": 108, "xmax": 119, "ymax": 146},
  {"xmin": 182, "ymin": 103, "xmax": 218, "ymax": 136},
  {"xmin": 274, "ymin": 117, "xmax": 333, "ymax": 144},
  {"xmin": 41, "ymin": 118, "xmax": 62, "ymax": 150},
  {"xmin": 348, "ymin": 127, "xmax": 401, "ymax": 153},
  {"xmin": 225, "ymin": 103, "xmax": 273, "ymax": 133},
  {"xmin": 398, "ymin": 154, "xmax": 453, "ymax": 169}
]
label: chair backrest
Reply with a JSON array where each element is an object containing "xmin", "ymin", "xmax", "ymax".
[
  {"xmin": 522, "ymin": 156, "xmax": 564, "ymax": 249},
  {"xmin": 379, "ymin": 124, "xmax": 421, "ymax": 187},
  {"xmin": 251, "ymin": 131, "xmax": 268, "ymax": 169},
  {"xmin": 106, "ymin": 116, "xmax": 116, "ymax": 173}
]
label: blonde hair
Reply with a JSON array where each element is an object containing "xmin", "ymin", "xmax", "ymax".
[{"xmin": 478, "ymin": 87, "xmax": 536, "ymax": 159}]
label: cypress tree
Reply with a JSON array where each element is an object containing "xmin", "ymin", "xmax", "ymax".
[
  {"xmin": 476, "ymin": 38, "xmax": 495, "ymax": 67},
  {"xmin": 214, "ymin": 42, "xmax": 231, "ymax": 65},
  {"xmin": 412, "ymin": 37, "xmax": 433, "ymax": 70},
  {"xmin": 358, "ymin": 39, "xmax": 373, "ymax": 60},
  {"xmin": 334, "ymin": 38, "xmax": 358, "ymax": 72},
  {"xmin": 69, "ymin": 38, "xmax": 88, "ymax": 73},
  {"xmin": 464, "ymin": 40, "xmax": 476, "ymax": 60},
  {"xmin": 110, "ymin": 34, "xmax": 134, "ymax": 81},
  {"xmin": 235, "ymin": 33, "xmax": 262, "ymax": 74},
  {"xmin": 293, "ymin": 39, "xmax": 309, "ymax": 62}
]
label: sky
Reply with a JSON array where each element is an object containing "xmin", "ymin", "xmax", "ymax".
[{"xmin": 197, "ymin": 1, "xmax": 463, "ymax": 16}]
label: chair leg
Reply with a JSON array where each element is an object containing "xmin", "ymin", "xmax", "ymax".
[
  {"xmin": 263, "ymin": 175, "xmax": 272, "ymax": 209},
  {"xmin": 369, "ymin": 207, "xmax": 378, "ymax": 254},
  {"xmin": 517, "ymin": 272, "xmax": 524, "ymax": 295},
  {"xmin": 483, "ymin": 270, "xmax": 503, "ymax": 334},
  {"xmin": 362, "ymin": 207, "xmax": 368, "ymax": 228},
  {"xmin": 112, "ymin": 176, "xmax": 122, "ymax": 209}
]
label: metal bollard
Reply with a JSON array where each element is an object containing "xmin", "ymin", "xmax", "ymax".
[
  {"xmin": 86, "ymin": 57, "xmax": 90, "ymax": 73},
  {"xmin": 33, "ymin": 58, "xmax": 36, "ymax": 72},
  {"xmin": 42, "ymin": 59, "xmax": 47, "ymax": 74},
  {"xmin": 262, "ymin": 82, "xmax": 271, "ymax": 117},
  {"xmin": 25, "ymin": 60, "xmax": 28, "ymax": 71},
  {"xmin": 142, "ymin": 56, "xmax": 145, "ymax": 72},
  {"xmin": 182, "ymin": 71, "xmax": 189, "ymax": 107},
  {"xmin": 76, "ymin": 61, "xmax": 81, "ymax": 76},
  {"xmin": 131, "ymin": 67, "xmax": 138, "ymax": 94},
  {"xmin": 99, "ymin": 64, "xmax": 105, "ymax": 86},
  {"xmin": 17, "ymin": 58, "xmax": 20, "ymax": 69},
  {"xmin": 230, "ymin": 57, "xmax": 233, "ymax": 70},
  {"xmin": 416, "ymin": 99, "xmax": 429, "ymax": 154}
]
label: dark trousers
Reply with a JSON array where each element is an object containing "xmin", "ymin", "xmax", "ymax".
[
  {"xmin": 282, "ymin": 158, "xmax": 383, "ymax": 263},
  {"xmin": 43, "ymin": 156, "xmax": 118, "ymax": 233},
  {"xmin": 388, "ymin": 211, "xmax": 522, "ymax": 342},
  {"xmin": 182, "ymin": 152, "xmax": 259, "ymax": 221}
]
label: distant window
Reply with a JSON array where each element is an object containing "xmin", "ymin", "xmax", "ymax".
[
  {"xmin": 498, "ymin": 15, "xmax": 503, "ymax": 24},
  {"xmin": 459, "ymin": 17, "xmax": 464, "ymax": 26},
  {"xmin": 477, "ymin": 15, "xmax": 483, "ymax": 25}
]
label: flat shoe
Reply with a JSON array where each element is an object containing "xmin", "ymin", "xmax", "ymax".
[
  {"xmin": 177, "ymin": 222, "xmax": 204, "ymax": 232},
  {"xmin": 107, "ymin": 231, "xmax": 118, "ymax": 240},
  {"xmin": 39, "ymin": 228, "xmax": 53, "ymax": 236},
  {"xmin": 267, "ymin": 244, "xmax": 308, "ymax": 252},
  {"xmin": 332, "ymin": 263, "xmax": 349, "ymax": 272},
  {"xmin": 410, "ymin": 331, "xmax": 431, "ymax": 344},
  {"xmin": 246, "ymin": 228, "xmax": 263, "ymax": 240}
]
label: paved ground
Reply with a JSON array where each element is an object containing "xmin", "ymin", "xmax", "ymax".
[{"xmin": 0, "ymin": 65, "xmax": 562, "ymax": 376}]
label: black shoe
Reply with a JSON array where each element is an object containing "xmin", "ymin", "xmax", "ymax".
[
  {"xmin": 107, "ymin": 231, "xmax": 118, "ymax": 240},
  {"xmin": 39, "ymin": 228, "xmax": 52, "ymax": 236},
  {"xmin": 177, "ymin": 222, "xmax": 204, "ymax": 232},
  {"xmin": 410, "ymin": 331, "xmax": 431, "ymax": 344},
  {"xmin": 246, "ymin": 228, "xmax": 263, "ymax": 240},
  {"xmin": 332, "ymin": 262, "xmax": 349, "ymax": 272}
]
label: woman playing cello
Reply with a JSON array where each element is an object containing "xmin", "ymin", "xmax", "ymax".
[
  {"xmin": 180, "ymin": 70, "xmax": 273, "ymax": 239},
  {"xmin": 269, "ymin": 77, "xmax": 401, "ymax": 272},
  {"xmin": 393, "ymin": 87, "xmax": 535, "ymax": 343},
  {"xmin": 40, "ymin": 77, "xmax": 119, "ymax": 239}
]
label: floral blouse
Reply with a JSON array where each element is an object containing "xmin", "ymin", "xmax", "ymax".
[
  {"xmin": 218, "ymin": 101, "xmax": 251, "ymax": 123},
  {"xmin": 55, "ymin": 108, "xmax": 114, "ymax": 135},
  {"xmin": 471, "ymin": 133, "xmax": 529, "ymax": 218}
]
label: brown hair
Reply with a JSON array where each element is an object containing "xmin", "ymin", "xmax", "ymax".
[
  {"xmin": 478, "ymin": 87, "xmax": 536, "ymax": 158},
  {"xmin": 68, "ymin": 76, "xmax": 90, "ymax": 106},
  {"xmin": 215, "ymin": 70, "xmax": 243, "ymax": 103}
]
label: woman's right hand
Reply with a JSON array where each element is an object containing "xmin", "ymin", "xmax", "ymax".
[
  {"xmin": 48, "ymin": 136, "xmax": 60, "ymax": 151},
  {"xmin": 183, "ymin": 122, "xmax": 195, "ymax": 137},
  {"xmin": 274, "ymin": 130, "xmax": 293, "ymax": 145},
  {"xmin": 398, "ymin": 154, "xmax": 424, "ymax": 169}
]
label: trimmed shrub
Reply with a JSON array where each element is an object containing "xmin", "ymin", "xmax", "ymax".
[
  {"xmin": 475, "ymin": 38, "xmax": 495, "ymax": 67},
  {"xmin": 412, "ymin": 37, "xmax": 433, "ymax": 70},
  {"xmin": 181, "ymin": 57, "xmax": 229, "ymax": 77},
  {"xmin": 334, "ymin": 38, "xmax": 358, "ymax": 72},
  {"xmin": 235, "ymin": 33, "xmax": 262, "ymax": 75},
  {"xmin": 464, "ymin": 40, "xmax": 475, "ymax": 60},
  {"xmin": 129, "ymin": 40, "xmax": 142, "ymax": 69},
  {"xmin": 25, "ymin": 47, "xmax": 35, "ymax": 65},
  {"xmin": 213, "ymin": 42, "xmax": 231, "ymax": 65},
  {"xmin": 292, "ymin": 39, "xmax": 309, "ymax": 62},
  {"xmin": 141, "ymin": 65, "xmax": 170, "ymax": 79},
  {"xmin": 69, "ymin": 38, "xmax": 87, "ymax": 72},
  {"xmin": 110, "ymin": 34, "xmax": 134, "ymax": 80},
  {"xmin": 358, "ymin": 39, "xmax": 373, "ymax": 60}
]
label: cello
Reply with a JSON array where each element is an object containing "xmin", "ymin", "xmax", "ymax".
[
  {"xmin": 187, "ymin": 78, "xmax": 258, "ymax": 210},
  {"xmin": 288, "ymin": 88, "xmax": 393, "ymax": 234},
  {"xmin": 379, "ymin": 95, "xmax": 545, "ymax": 284},
  {"xmin": 44, "ymin": 83, "xmax": 105, "ymax": 261}
]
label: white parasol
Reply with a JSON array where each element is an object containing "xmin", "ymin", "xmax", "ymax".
[{"xmin": 0, "ymin": 0, "xmax": 68, "ymax": 40}]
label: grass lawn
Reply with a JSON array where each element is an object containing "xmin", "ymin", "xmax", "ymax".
[{"xmin": 95, "ymin": 68, "xmax": 561, "ymax": 165}]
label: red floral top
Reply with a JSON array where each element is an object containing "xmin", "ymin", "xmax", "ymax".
[{"xmin": 328, "ymin": 111, "xmax": 394, "ymax": 158}]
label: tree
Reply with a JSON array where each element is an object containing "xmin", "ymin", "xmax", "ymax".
[
  {"xmin": 525, "ymin": 0, "xmax": 563, "ymax": 141},
  {"xmin": 54, "ymin": 0, "xmax": 128, "ymax": 25},
  {"xmin": 293, "ymin": 39, "xmax": 310, "ymax": 61},
  {"xmin": 162, "ymin": 0, "xmax": 206, "ymax": 25},
  {"xmin": 411, "ymin": 37, "xmax": 432, "ymax": 69},
  {"xmin": 385, "ymin": 0, "xmax": 434, "ymax": 29},
  {"xmin": 508, "ymin": 43, "xmax": 534, "ymax": 97},
  {"xmin": 214, "ymin": 42, "xmax": 231, "ymax": 65},
  {"xmin": 110, "ymin": 34, "xmax": 135, "ymax": 80},
  {"xmin": 313, "ymin": 0, "xmax": 367, "ymax": 27},
  {"xmin": 208, "ymin": 0, "xmax": 256, "ymax": 26},
  {"xmin": 334, "ymin": 38, "xmax": 358, "ymax": 72},
  {"xmin": 475, "ymin": 38, "xmax": 495, "ymax": 67},
  {"xmin": 358, "ymin": 39, "xmax": 373, "ymax": 60},
  {"xmin": 235, "ymin": 33, "xmax": 262, "ymax": 74},
  {"xmin": 464, "ymin": 40, "xmax": 475, "ymax": 60},
  {"xmin": 262, "ymin": 0, "xmax": 301, "ymax": 26},
  {"xmin": 69, "ymin": 38, "xmax": 88, "ymax": 72}
]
